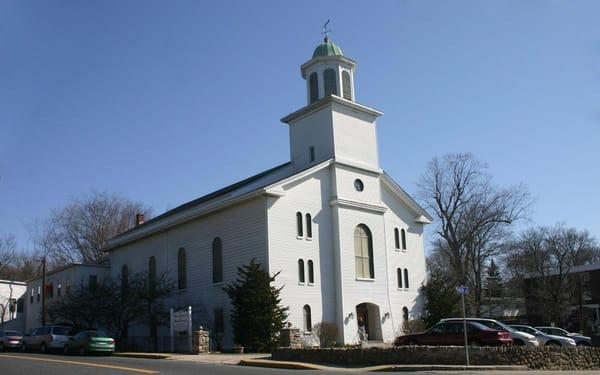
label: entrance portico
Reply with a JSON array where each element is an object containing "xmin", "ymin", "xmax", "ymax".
[{"xmin": 356, "ymin": 302, "xmax": 383, "ymax": 342}]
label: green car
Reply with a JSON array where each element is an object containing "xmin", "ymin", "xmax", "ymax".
[{"xmin": 63, "ymin": 330, "xmax": 115, "ymax": 355}]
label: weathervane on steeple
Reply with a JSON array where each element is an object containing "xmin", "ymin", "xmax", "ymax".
[{"xmin": 321, "ymin": 19, "xmax": 332, "ymax": 42}]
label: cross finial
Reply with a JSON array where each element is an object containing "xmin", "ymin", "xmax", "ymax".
[{"xmin": 321, "ymin": 19, "xmax": 331, "ymax": 42}]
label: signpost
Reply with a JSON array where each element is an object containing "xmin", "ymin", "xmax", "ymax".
[
  {"xmin": 456, "ymin": 285, "xmax": 470, "ymax": 367},
  {"xmin": 170, "ymin": 306, "xmax": 192, "ymax": 353}
]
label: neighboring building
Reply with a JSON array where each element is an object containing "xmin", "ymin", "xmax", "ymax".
[
  {"xmin": 105, "ymin": 37, "xmax": 431, "ymax": 348},
  {"xmin": 24, "ymin": 263, "xmax": 110, "ymax": 333},
  {"xmin": 0, "ymin": 280, "xmax": 27, "ymax": 331},
  {"xmin": 523, "ymin": 263, "xmax": 600, "ymax": 334}
]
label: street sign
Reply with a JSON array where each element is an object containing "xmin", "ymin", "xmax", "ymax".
[{"xmin": 456, "ymin": 285, "xmax": 469, "ymax": 295}]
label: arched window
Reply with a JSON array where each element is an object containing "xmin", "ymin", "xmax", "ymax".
[
  {"xmin": 324, "ymin": 68, "xmax": 337, "ymax": 96},
  {"xmin": 305, "ymin": 214, "xmax": 312, "ymax": 239},
  {"xmin": 121, "ymin": 264, "xmax": 128, "ymax": 293},
  {"xmin": 303, "ymin": 305, "xmax": 312, "ymax": 332},
  {"xmin": 401, "ymin": 229, "xmax": 407, "ymax": 250},
  {"xmin": 296, "ymin": 212, "xmax": 303, "ymax": 237},
  {"xmin": 178, "ymin": 247, "xmax": 187, "ymax": 290},
  {"xmin": 308, "ymin": 260, "xmax": 314, "ymax": 284},
  {"xmin": 397, "ymin": 268, "xmax": 403, "ymax": 289},
  {"xmin": 342, "ymin": 70, "xmax": 352, "ymax": 100},
  {"xmin": 354, "ymin": 225, "xmax": 374, "ymax": 279},
  {"xmin": 298, "ymin": 259, "xmax": 305, "ymax": 283},
  {"xmin": 212, "ymin": 237, "xmax": 223, "ymax": 283},
  {"xmin": 404, "ymin": 269, "xmax": 409, "ymax": 289},
  {"xmin": 394, "ymin": 228, "xmax": 400, "ymax": 250},
  {"xmin": 309, "ymin": 72, "xmax": 319, "ymax": 103},
  {"xmin": 148, "ymin": 256, "xmax": 156, "ymax": 296},
  {"xmin": 402, "ymin": 306, "xmax": 409, "ymax": 322}
]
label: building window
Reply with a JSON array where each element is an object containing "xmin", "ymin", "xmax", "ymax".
[
  {"xmin": 308, "ymin": 260, "xmax": 314, "ymax": 284},
  {"xmin": 178, "ymin": 247, "xmax": 187, "ymax": 290},
  {"xmin": 342, "ymin": 70, "xmax": 352, "ymax": 100},
  {"xmin": 401, "ymin": 229, "xmax": 407, "ymax": 250},
  {"xmin": 214, "ymin": 308, "xmax": 224, "ymax": 334},
  {"xmin": 404, "ymin": 269, "xmax": 409, "ymax": 289},
  {"xmin": 354, "ymin": 224, "xmax": 374, "ymax": 279},
  {"xmin": 303, "ymin": 305, "xmax": 312, "ymax": 332},
  {"xmin": 57, "ymin": 282, "xmax": 62, "ymax": 297},
  {"xmin": 397, "ymin": 268, "xmax": 403, "ymax": 289},
  {"xmin": 354, "ymin": 179, "xmax": 364, "ymax": 192},
  {"xmin": 149, "ymin": 257, "xmax": 156, "ymax": 295},
  {"xmin": 121, "ymin": 264, "xmax": 129, "ymax": 293},
  {"xmin": 324, "ymin": 68, "xmax": 337, "ymax": 96},
  {"xmin": 309, "ymin": 146, "xmax": 315, "ymax": 162},
  {"xmin": 394, "ymin": 228, "xmax": 400, "ymax": 250},
  {"xmin": 296, "ymin": 212, "xmax": 303, "ymax": 237},
  {"xmin": 17, "ymin": 298, "xmax": 24, "ymax": 313},
  {"xmin": 30, "ymin": 289, "xmax": 33, "ymax": 304},
  {"xmin": 402, "ymin": 306, "xmax": 409, "ymax": 322},
  {"xmin": 46, "ymin": 283, "xmax": 53, "ymax": 299},
  {"xmin": 305, "ymin": 214, "xmax": 312, "ymax": 239},
  {"xmin": 309, "ymin": 72, "xmax": 319, "ymax": 103},
  {"xmin": 298, "ymin": 259, "xmax": 305, "ymax": 283},
  {"xmin": 212, "ymin": 237, "xmax": 223, "ymax": 283},
  {"xmin": 89, "ymin": 275, "xmax": 98, "ymax": 292},
  {"xmin": 37, "ymin": 286, "xmax": 40, "ymax": 302}
]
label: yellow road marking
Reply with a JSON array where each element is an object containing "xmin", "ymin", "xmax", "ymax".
[{"xmin": 0, "ymin": 354, "xmax": 159, "ymax": 374}]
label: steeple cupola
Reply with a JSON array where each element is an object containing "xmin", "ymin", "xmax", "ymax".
[{"xmin": 301, "ymin": 37, "xmax": 357, "ymax": 105}]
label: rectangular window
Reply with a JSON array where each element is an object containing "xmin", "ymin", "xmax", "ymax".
[
  {"xmin": 30, "ymin": 289, "xmax": 34, "ymax": 304},
  {"xmin": 37, "ymin": 286, "xmax": 40, "ymax": 302},
  {"xmin": 57, "ymin": 283, "xmax": 62, "ymax": 297},
  {"xmin": 309, "ymin": 146, "xmax": 315, "ymax": 162},
  {"xmin": 89, "ymin": 275, "xmax": 98, "ymax": 292}
]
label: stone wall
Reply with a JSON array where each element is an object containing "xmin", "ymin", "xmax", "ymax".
[
  {"xmin": 272, "ymin": 346, "xmax": 600, "ymax": 370},
  {"xmin": 192, "ymin": 330, "xmax": 209, "ymax": 354},
  {"xmin": 279, "ymin": 328, "xmax": 302, "ymax": 348}
]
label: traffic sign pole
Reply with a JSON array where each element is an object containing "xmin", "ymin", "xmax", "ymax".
[{"xmin": 461, "ymin": 291, "xmax": 470, "ymax": 367}]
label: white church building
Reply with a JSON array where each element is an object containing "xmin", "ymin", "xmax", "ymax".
[{"xmin": 76, "ymin": 37, "xmax": 431, "ymax": 347}]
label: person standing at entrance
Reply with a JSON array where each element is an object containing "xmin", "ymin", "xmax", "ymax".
[{"xmin": 358, "ymin": 317, "xmax": 368, "ymax": 342}]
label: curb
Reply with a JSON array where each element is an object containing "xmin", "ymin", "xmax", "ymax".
[
  {"xmin": 113, "ymin": 353, "xmax": 173, "ymax": 360},
  {"xmin": 238, "ymin": 359, "xmax": 324, "ymax": 370}
]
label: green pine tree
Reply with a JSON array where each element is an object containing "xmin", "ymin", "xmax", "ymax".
[
  {"xmin": 484, "ymin": 258, "xmax": 504, "ymax": 299},
  {"xmin": 224, "ymin": 259, "xmax": 288, "ymax": 352},
  {"xmin": 421, "ymin": 267, "xmax": 461, "ymax": 328}
]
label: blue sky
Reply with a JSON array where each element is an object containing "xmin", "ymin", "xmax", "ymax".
[{"xmin": 1, "ymin": 0, "xmax": 599, "ymax": 251}]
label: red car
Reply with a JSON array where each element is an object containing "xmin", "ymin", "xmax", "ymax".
[{"xmin": 394, "ymin": 321, "xmax": 512, "ymax": 346}]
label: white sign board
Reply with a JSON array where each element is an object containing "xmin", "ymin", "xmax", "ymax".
[{"xmin": 170, "ymin": 306, "xmax": 192, "ymax": 353}]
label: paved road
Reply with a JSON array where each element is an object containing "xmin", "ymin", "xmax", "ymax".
[{"xmin": 1, "ymin": 352, "xmax": 599, "ymax": 374}]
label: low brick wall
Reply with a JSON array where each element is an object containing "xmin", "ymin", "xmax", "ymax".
[{"xmin": 272, "ymin": 346, "xmax": 600, "ymax": 370}]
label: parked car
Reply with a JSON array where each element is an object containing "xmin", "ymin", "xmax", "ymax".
[
  {"xmin": 394, "ymin": 321, "xmax": 512, "ymax": 346},
  {"xmin": 0, "ymin": 330, "xmax": 23, "ymax": 351},
  {"xmin": 535, "ymin": 326, "xmax": 591, "ymax": 346},
  {"xmin": 63, "ymin": 330, "xmax": 115, "ymax": 355},
  {"xmin": 510, "ymin": 325, "xmax": 577, "ymax": 347},
  {"xmin": 441, "ymin": 318, "xmax": 539, "ymax": 347},
  {"xmin": 22, "ymin": 325, "xmax": 74, "ymax": 353}
]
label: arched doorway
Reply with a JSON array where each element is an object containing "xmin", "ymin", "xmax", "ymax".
[{"xmin": 356, "ymin": 303, "xmax": 383, "ymax": 342}]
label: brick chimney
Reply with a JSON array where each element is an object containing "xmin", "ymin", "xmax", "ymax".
[{"xmin": 135, "ymin": 213, "xmax": 145, "ymax": 226}]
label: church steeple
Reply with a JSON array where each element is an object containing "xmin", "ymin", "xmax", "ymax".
[{"xmin": 301, "ymin": 37, "xmax": 356, "ymax": 104}]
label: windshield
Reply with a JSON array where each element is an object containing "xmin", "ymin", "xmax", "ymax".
[
  {"xmin": 5, "ymin": 331, "xmax": 20, "ymax": 336},
  {"xmin": 476, "ymin": 320, "xmax": 515, "ymax": 332},
  {"xmin": 513, "ymin": 326, "xmax": 543, "ymax": 335},
  {"xmin": 88, "ymin": 330, "xmax": 108, "ymax": 337},
  {"xmin": 52, "ymin": 327, "xmax": 72, "ymax": 335}
]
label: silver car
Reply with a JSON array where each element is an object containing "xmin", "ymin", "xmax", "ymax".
[
  {"xmin": 510, "ymin": 325, "xmax": 577, "ymax": 347},
  {"xmin": 22, "ymin": 326, "xmax": 74, "ymax": 353},
  {"xmin": 535, "ymin": 326, "xmax": 591, "ymax": 346},
  {"xmin": 440, "ymin": 318, "xmax": 540, "ymax": 347},
  {"xmin": 0, "ymin": 330, "xmax": 23, "ymax": 351}
]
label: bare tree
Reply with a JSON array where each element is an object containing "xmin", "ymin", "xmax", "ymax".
[
  {"xmin": 505, "ymin": 224, "xmax": 600, "ymax": 325},
  {"xmin": 417, "ymin": 153, "xmax": 530, "ymax": 315},
  {"xmin": 35, "ymin": 192, "xmax": 151, "ymax": 267},
  {"xmin": 0, "ymin": 234, "xmax": 16, "ymax": 276}
]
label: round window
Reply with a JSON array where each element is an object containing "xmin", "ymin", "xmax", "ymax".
[{"xmin": 354, "ymin": 179, "xmax": 364, "ymax": 192}]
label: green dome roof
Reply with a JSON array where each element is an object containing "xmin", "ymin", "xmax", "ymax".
[{"xmin": 312, "ymin": 37, "xmax": 343, "ymax": 58}]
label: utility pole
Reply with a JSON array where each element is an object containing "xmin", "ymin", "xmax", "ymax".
[
  {"xmin": 41, "ymin": 256, "xmax": 46, "ymax": 326},
  {"xmin": 457, "ymin": 285, "xmax": 470, "ymax": 368}
]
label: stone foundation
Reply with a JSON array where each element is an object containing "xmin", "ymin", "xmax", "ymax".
[
  {"xmin": 272, "ymin": 346, "xmax": 600, "ymax": 370},
  {"xmin": 192, "ymin": 330, "xmax": 209, "ymax": 353}
]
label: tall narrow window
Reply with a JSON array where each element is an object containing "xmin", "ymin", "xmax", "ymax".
[
  {"xmin": 303, "ymin": 305, "xmax": 312, "ymax": 332},
  {"xmin": 296, "ymin": 212, "xmax": 303, "ymax": 237},
  {"xmin": 212, "ymin": 237, "xmax": 223, "ymax": 283},
  {"xmin": 401, "ymin": 229, "xmax": 407, "ymax": 250},
  {"xmin": 305, "ymin": 214, "xmax": 312, "ymax": 239},
  {"xmin": 298, "ymin": 259, "xmax": 305, "ymax": 283},
  {"xmin": 57, "ymin": 282, "xmax": 62, "ymax": 297},
  {"xmin": 394, "ymin": 228, "xmax": 400, "ymax": 250},
  {"xmin": 149, "ymin": 257, "xmax": 156, "ymax": 296},
  {"xmin": 324, "ymin": 68, "xmax": 337, "ymax": 96},
  {"xmin": 89, "ymin": 275, "xmax": 98, "ymax": 292},
  {"xmin": 342, "ymin": 70, "xmax": 352, "ymax": 100},
  {"xmin": 397, "ymin": 268, "xmax": 403, "ymax": 289},
  {"xmin": 309, "ymin": 146, "xmax": 315, "ymax": 162},
  {"xmin": 121, "ymin": 264, "xmax": 129, "ymax": 294},
  {"xmin": 354, "ymin": 225, "xmax": 374, "ymax": 279},
  {"xmin": 402, "ymin": 306, "xmax": 409, "ymax": 322},
  {"xmin": 309, "ymin": 72, "xmax": 319, "ymax": 103},
  {"xmin": 404, "ymin": 269, "xmax": 409, "ymax": 289},
  {"xmin": 308, "ymin": 260, "xmax": 314, "ymax": 284},
  {"xmin": 178, "ymin": 248, "xmax": 187, "ymax": 290},
  {"xmin": 37, "ymin": 286, "xmax": 40, "ymax": 302}
]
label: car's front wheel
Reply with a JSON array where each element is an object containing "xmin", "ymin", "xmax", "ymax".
[
  {"xmin": 513, "ymin": 339, "xmax": 525, "ymax": 346},
  {"xmin": 408, "ymin": 339, "xmax": 418, "ymax": 346},
  {"xmin": 0, "ymin": 342, "xmax": 5, "ymax": 352},
  {"xmin": 545, "ymin": 340, "xmax": 560, "ymax": 347},
  {"xmin": 40, "ymin": 342, "xmax": 47, "ymax": 354},
  {"xmin": 79, "ymin": 346, "xmax": 86, "ymax": 356},
  {"xmin": 21, "ymin": 343, "xmax": 27, "ymax": 352},
  {"xmin": 63, "ymin": 345, "xmax": 69, "ymax": 355},
  {"xmin": 577, "ymin": 341, "xmax": 590, "ymax": 346}
]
